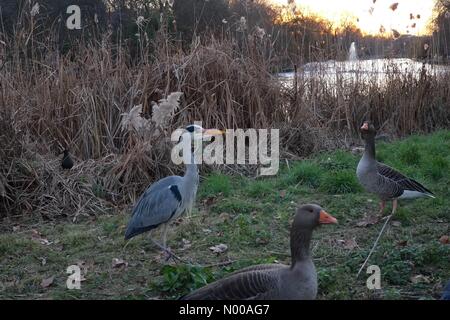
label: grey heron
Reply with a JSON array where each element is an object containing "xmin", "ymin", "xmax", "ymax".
[{"xmin": 124, "ymin": 124, "xmax": 223, "ymax": 257}]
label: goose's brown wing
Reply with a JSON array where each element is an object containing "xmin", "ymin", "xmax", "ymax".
[
  {"xmin": 182, "ymin": 268, "xmax": 280, "ymax": 300},
  {"xmin": 377, "ymin": 162, "xmax": 434, "ymax": 196},
  {"xmin": 229, "ymin": 264, "xmax": 284, "ymax": 276}
]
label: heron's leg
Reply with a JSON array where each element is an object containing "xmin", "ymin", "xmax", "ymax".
[
  {"xmin": 147, "ymin": 229, "xmax": 167, "ymax": 253},
  {"xmin": 161, "ymin": 223, "xmax": 168, "ymax": 250},
  {"xmin": 160, "ymin": 224, "xmax": 176, "ymax": 262},
  {"xmin": 148, "ymin": 224, "xmax": 180, "ymax": 262},
  {"xmin": 392, "ymin": 199, "xmax": 398, "ymax": 215},
  {"xmin": 378, "ymin": 200, "xmax": 386, "ymax": 216},
  {"xmin": 149, "ymin": 236, "xmax": 173, "ymax": 255}
]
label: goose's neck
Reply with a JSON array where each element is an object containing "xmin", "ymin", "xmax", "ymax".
[
  {"xmin": 363, "ymin": 135, "xmax": 376, "ymax": 159},
  {"xmin": 290, "ymin": 227, "xmax": 313, "ymax": 267}
]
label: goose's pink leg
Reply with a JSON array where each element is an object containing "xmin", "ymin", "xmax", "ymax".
[
  {"xmin": 378, "ymin": 200, "xmax": 386, "ymax": 215},
  {"xmin": 392, "ymin": 199, "xmax": 398, "ymax": 215}
]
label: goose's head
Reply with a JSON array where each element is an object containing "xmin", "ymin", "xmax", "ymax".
[
  {"xmin": 293, "ymin": 204, "xmax": 338, "ymax": 231},
  {"xmin": 360, "ymin": 121, "xmax": 376, "ymax": 139}
]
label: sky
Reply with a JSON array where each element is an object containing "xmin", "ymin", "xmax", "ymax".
[{"xmin": 269, "ymin": 0, "xmax": 435, "ymax": 36}]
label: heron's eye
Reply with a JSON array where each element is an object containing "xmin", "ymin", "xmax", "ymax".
[{"xmin": 186, "ymin": 125, "xmax": 195, "ymax": 133}]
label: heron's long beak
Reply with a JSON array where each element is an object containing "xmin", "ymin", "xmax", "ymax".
[
  {"xmin": 319, "ymin": 210, "xmax": 338, "ymax": 224},
  {"xmin": 202, "ymin": 129, "xmax": 225, "ymax": 138}
]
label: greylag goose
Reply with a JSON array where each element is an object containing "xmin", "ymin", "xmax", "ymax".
[
  {"xmin": 182, "ymin": 204, "xmax": 338, "ymax": 300},
  {"xmin": 124, "ymin": 125, "xmax": 223, "ymax": 257},
  {"xmin": 356, "ymin": 121, "xmax": 434, "ymax": 215}
]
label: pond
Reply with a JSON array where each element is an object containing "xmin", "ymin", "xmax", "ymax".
[{"xmin": 278, "ymin": 58, "xmax": 450, "ymax": 88}]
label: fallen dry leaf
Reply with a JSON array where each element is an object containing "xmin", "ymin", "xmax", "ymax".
[
  {"xmin": 392, "ymin": 221, "xmax": 402, "ymax": 227},
  {"xmin": 397, "ymin": 240, "xmax": 408, "ymax": 247},
  {"xmin": 256, "ymin": 237, "xmax": 269, "ymax": 245},
  {"xmin": 337, "ymin": 238, "xmax": 358, "ymax": 250},
  {"xmin": 356, "ymin": 214, "xmax": 379, "ymax": 227},
  {"xmin": 209, "ymin": 243, "xmax": 228, "ymax": 254},
  {"xmin": 112, "ymin": 258, "xmax": 128, "ymax": 268},
  {"xmin": 217, "ymin": 212, "xmax": 231, "ymax": 224},
  {"xmin": 202, "ymin": 228, "xmax": 212, "ymax": 234},
  {"xmin": 203, "ymin": 196, "xmax": 216, "ymax": 207},
  {"xmin": 279, "ymin": 190, "xmax": 287, "ymax": 198},
  {"xmin": 411, "ymin": 275, "xmax": 431, "ymax": 284},
  {"xmin": 31, "ymin": 229, "xmax": 52, "ymax": 246},
  {"xmin": 41, "ymin": 276, "xmax": 55, "ymax": 288},
  {"xmin": 180, "ymin": 238, "xmax": 191, "ymax": 251},
  {"xmin": 439, "ymin": 235, "xmax": 449, "ymax": 244}
]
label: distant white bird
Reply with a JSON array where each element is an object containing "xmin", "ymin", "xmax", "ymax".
[{"xmin": 124, "ymin": 124, "xmax": 223, "ymax": 257}]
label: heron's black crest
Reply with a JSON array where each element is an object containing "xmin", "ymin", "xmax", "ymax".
[
  {"xmin": 185, "ymin": 124, "xmax": 203, "ymax": 133},
  {"xmin": 169, "ymin": 185, "xmax": 182, "ymax": 202}
]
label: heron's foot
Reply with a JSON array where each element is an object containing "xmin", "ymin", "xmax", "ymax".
[
  {"xmin": 150, "ymin": 239, "xmax": 189, "ymax": 263},
  {"xmin": 163, "ymin": 246, "xmax": 173, "ymax": 261},
  {"xmin": 162, "ymin": 247, "xmax": 188, "ymax": 263}
]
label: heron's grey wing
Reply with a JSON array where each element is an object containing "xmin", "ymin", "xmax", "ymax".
[
  {"xmin": 377, "ymin": 162, "xmax": 433, "ymax": 195},
  {"xmin": 124, "ymin": 176, "xmax": 183, "ymax": 239},
  {"xmin": 182, "ymin": 269, "xmax": 279, "ymax": 300}
]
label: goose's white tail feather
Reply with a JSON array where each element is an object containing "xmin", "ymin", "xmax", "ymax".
[{"xmin": 399, "ymin": 190, "xmax": 435, "ymax": 199}]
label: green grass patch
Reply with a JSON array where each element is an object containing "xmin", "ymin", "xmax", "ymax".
[
  {"xmin": 285, "ymin": 161, "xmax": 322, "ymax": 188},
  {"xmin": 199, "ymin": 173, "xmax": 232, "ymax": 198},
  {"xmin": 320, "ymin": 170, "xmax": 361, "ymax": 194}
]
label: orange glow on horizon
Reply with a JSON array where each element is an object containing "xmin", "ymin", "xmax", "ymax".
[{"xmin": 269, "ymin": 0, "xmax": 434, "ymax": 36}]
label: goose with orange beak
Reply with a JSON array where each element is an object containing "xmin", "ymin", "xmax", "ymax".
[
  {"xmin": 357, "ymin": 120, "xmax": 434, "ymax": 215},
  {"xmin": 182, "ymin": 204, "xmax": 338, "ymax": 300}
]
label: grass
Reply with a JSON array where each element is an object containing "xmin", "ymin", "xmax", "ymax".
[{"xmin": 0, "ymin": 131, "xmax": 449, "ymax": 300}]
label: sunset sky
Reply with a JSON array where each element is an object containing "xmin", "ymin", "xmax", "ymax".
[{"xmin": 270, "ymin": 0, "xmax": 435, "ymax": 36}]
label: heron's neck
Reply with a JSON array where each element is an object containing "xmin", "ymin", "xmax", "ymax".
[
  {"xmin": 184, "ymin": 152, "xmax": 199, "ymax": 181},
  {"xmin": 290, "ymin": 227, "xmax": 312, "ymax": 267}
]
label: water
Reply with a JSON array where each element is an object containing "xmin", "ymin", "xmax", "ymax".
[{"xmin": 277, "ymin": 58, "xmax": 450, "ymax": 88}]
